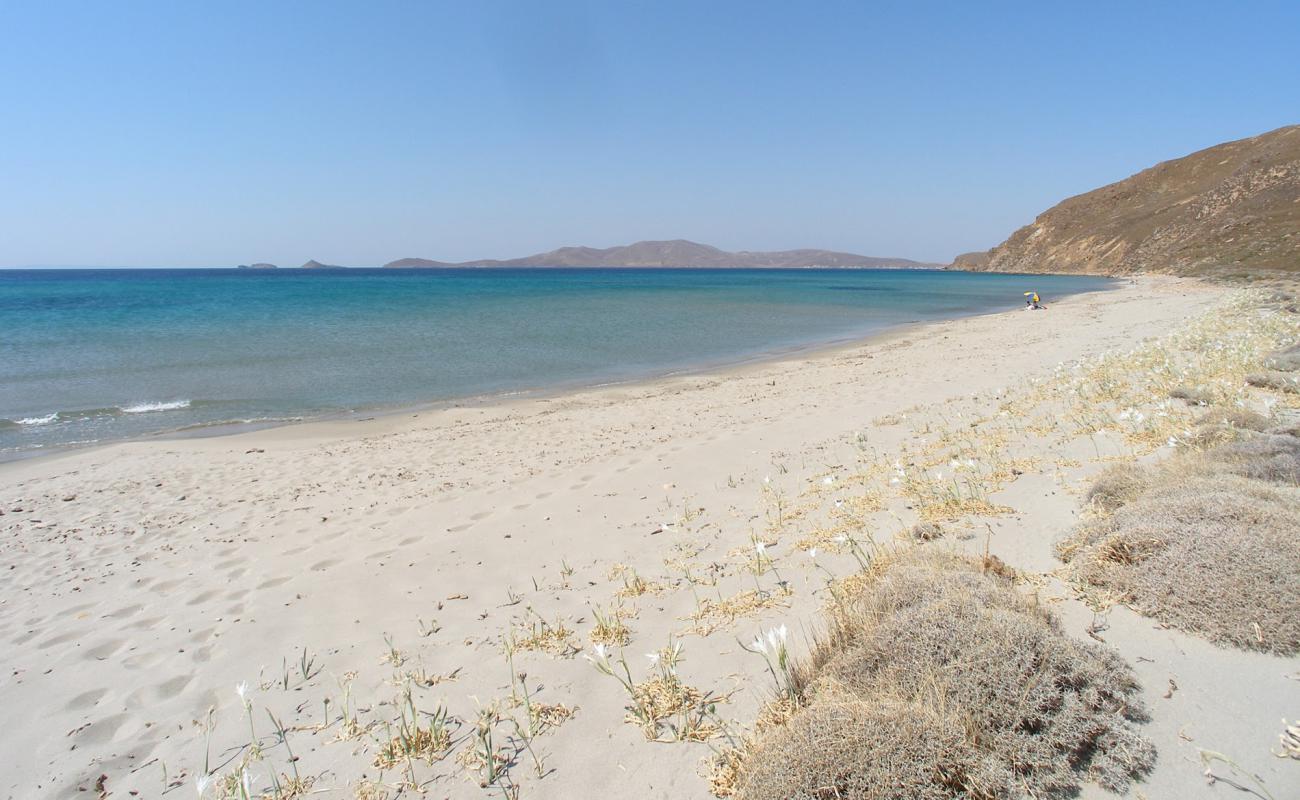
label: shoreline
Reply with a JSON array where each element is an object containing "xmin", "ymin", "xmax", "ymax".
[{"xmin": 0, "ymin": 279, "xmax": 1115, "ymax": 467}]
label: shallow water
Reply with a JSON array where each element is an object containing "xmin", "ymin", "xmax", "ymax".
[{"xmin": 0, "ymin": 267, "xmax": 1111, "ymax": 456}]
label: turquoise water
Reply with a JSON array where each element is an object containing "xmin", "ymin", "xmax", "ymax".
[{"xmin": 0, "ymin": 268, "xmax": 1111, "ymax": 457}]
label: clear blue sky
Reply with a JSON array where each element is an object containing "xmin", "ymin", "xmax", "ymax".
[{"xmin": 2, "ymin": 1, "xmax": 1296, "ymax": 267}]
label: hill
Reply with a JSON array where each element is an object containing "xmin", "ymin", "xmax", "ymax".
[
  {"xmin": 300, "ymin": 260, "xmax": 347, "ymax": 269},
  {"xmin": 956, "ymin": 125, "xmax": 1300, "ymax": 275},
  {"xmin": 384, "ymin": 240, "xmax": 935, "ymax": 269}
]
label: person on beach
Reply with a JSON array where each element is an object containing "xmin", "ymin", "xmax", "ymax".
[{"xmin": 1024, "ymin": 291, "xmax": 1042, "ymax": 310}]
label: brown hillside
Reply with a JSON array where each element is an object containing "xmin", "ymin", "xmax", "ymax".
[{"xmin": 965, "ymin": 125, "xmax": 1300, "ymax": 275}]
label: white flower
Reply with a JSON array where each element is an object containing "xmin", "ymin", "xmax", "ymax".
[
  {"xmin": 750, "ymin": 635, "xmax": 767, "ymax": 654},
  {"xmin": 821, "ymin": 475, "xmax": 835, "ymax": 486},
  {"xmin": 235, "ymin": 681, "xmax": 248, "ymax": 701},
  {"xmin": 834, "ymin": 499, "xmax": 844, "ymax": 509},
  {"xmin": 754, "ymin": 542, "xmax": 766, "ymax": 555},
  {"xmin": 240, "ymin": 770, "xmax": 254, "ymax": 795},
  {"xmin": 890, "ymin": 477, "xmax": 900, "ymax": 485},
  {"xmin": 832, "ymin": 534, "xmax": 847, "ymax": 544},
  {"xmin": 585, "ymin": 643, "xmax": 610, "ymax": 666},
  {"xmin": 645, "ymin": 652, "xmax": 660, "ymax": 665},
  {"xmin": 195, "ymin": 774, "xmax": 213, "ymax": 796},
  {"xmin": 935, "ymin": 471, "xmax": 944, "ymax": 481},
  {"xmin": 965, "ymin": 459, "xmax": 976, "ymax": 468},
  {"xmin": 807, "ymin": 547, "xmax": 818, "ymax": 559},
  {"xmin": 763, "ymin": 475, "xmax": 771, "ymax": 484}
]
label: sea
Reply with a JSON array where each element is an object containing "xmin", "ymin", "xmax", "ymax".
[{"xmin": 0, "ymin": 267, "xmax": 1113, "ymax": 459}]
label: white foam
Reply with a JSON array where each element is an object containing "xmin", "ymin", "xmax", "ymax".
[
  {"xmin": 121, "ymin": 400, "xmax": 191, "ymax": 414},
  {"xmin": 16, "ymin": 413, "xmax": 58, "ymax": 425}
]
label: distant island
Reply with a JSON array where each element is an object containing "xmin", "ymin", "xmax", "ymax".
[
  {"xmin": 301, "ymin": 260, "xmax": 347, "ymax": 270},
  {"xmin": 236, "ymin": 262, "xmax": 278, "ymax": 270},
  {"xmin": 383, "ymin": 240, "xmax": 938, "ymax": 269}
]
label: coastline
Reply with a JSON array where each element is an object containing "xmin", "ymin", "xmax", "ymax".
[
  {"xmin": 9, "ymin": 273, "xmax": 1292, "ymax": 800},
  {"xmin": 0, "ymin": 268, "xmax": 1115, "ymax": 464},
  {"xmin": 1, "ymin": 274, "xmax": 1116, "ymax": 467}
]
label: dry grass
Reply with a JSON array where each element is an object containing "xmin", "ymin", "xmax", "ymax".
[
  {"xmin": 628, "ymin": 676, "xmax": 720, "ymax": 742},
  {"xmin": 528, "ymin": 702, "xmax": 575, "ymax": 733},
  {"xmin": 681, "ymin": 587, "xmax": 792, "ymax": 636},
  {"xmin": 1059, "ymin": 468, "xmax": 1300, "ymax": 655},
  {"xmin": 1084, "ymin": 463, "xmax": 1150, "ymax": 512},
  {"xmin": 589, "ymin": 603, "xmax": 633, "ymax": 647},
  {"xmin": 728, "ymin": 550, "xmax": 1154, "ymax": 799},
  {"xmin": 512, "ymin": 615, "xmax": 579, "ymax": 656}
]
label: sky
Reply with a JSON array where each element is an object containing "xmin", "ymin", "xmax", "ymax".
[{"xmin": 1, "ymin": 1, "xmax": 1297, "ymax": 267}]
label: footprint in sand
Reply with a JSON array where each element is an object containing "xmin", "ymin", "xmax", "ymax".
[
  {"xmin": 309, "ymin": 558, "xmax": 340, "ymax": 571},
  {"xmin": 154, "ymin": 673, "xmax": 193, "ymax": 699},
  {"xmin": 398, "ymin": 536, "xmax": 422, "ymax": 546},
  {"xmin": 122, "ymin": 651, "xmax": 165, "ymax": 670},
  {"xmin": 470, "ymin": 510, "xmax": 492, "ymax": 521},
  {"xmin": 104, "ymin": 603, "xmax": 143, "ymax": 620},
  {"xmin": 257, "ymin": 576, "xmax": 291, "ymax": 589},
  {"xmin": 73, "ymin": 713, "xmax": 130, "ymax": 745},
  {"xmin": 84, "ymin": 638, "xmax": 127, "ymax": 660},
  {"xmin": 511, "ymin": 503, "xmax": 530, "ymax": 511},
  {"xmin": 187, "ymin": 589, "xmax": 219, "ymax": 606},
  {"xmin": 535, "ymin": 491, "xmax": 552, "ymax": 500},
  {"xmin": 65, "ymin": 687, "xmax": 109, "ymax": 711},
  {"xmin": 37, "ymin": 630, "xmax": 81, "ymax": 649}
]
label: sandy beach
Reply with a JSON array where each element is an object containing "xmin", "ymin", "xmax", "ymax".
[{"xmin": 4, "ymin": 275, "xmax": 1297, "ymax": 799}]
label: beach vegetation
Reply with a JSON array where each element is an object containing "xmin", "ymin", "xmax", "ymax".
[{"xmin": 715, "ymin": 549, "xmax": 1154, "ymax": 798}]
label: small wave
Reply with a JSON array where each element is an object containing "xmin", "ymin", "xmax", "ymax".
[
  {"xmin": 16, "ymin": 413, "xmax": 58, "ymax": 426},
  {"xmin": 121, "ymin": 400, "xmax": 191, "ymax": 414}
]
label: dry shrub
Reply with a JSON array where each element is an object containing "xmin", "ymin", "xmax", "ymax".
[
  {"xmin": 1058, "ymin": 474, "xmax": 1300, "ymax": 655},
  {"xmin": 1188, "ymin": 408, "xmax": 1275, "ymax": 448},
  {"xmin": 1169, "ymin": 385, "xmax": 1214, "ymax": 405},
  {"xmin": 1264, "ymin": 344, "xmax": 1300, "ymax": 372},
  {"xmin": 1203, "ymin": 433, "xmax": 1300, "ymax": 485},
  {"xmin": 735, "ymin": 550, "xmax": 1154, "ymax": 799},
  {"xmin": 737, "ymin": 700, "xmax": 985, "ymax": 800},
  {"xmin": 1084, "ymin": 463, "xmax": 1150, "ymax": 512},
  {"xmin": 909, "ymin": 521, "xmax": 945, "ymax": 541},
  {"xmin": 1246, "ymin": 371, "xmax": 1300, "ymax": 394},
  {"xmin": 1195, "ymin": 408, "xmax": 1273, "ymax": 432}
]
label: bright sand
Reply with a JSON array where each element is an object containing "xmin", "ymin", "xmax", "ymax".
[{"xmin": 2, "ymin": 275, "xmax": 1296, "ymax": 798}]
